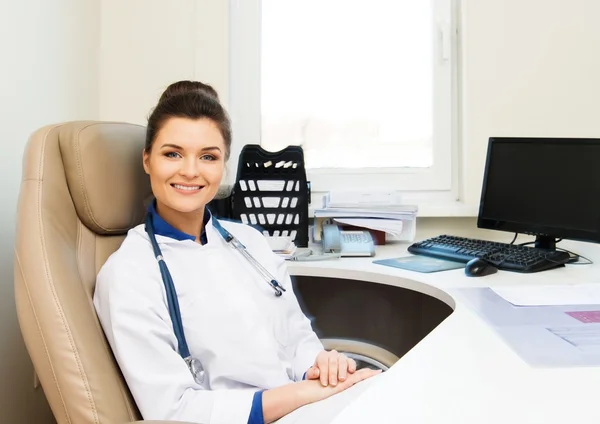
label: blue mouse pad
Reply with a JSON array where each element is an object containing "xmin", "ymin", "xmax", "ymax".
[{"xmin": 373, "ymin": 255, "xmax": 465, "ymax": 273}]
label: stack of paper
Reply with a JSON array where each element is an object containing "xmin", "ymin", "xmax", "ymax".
[
  {"xmin": 265, "ymin": 236, "xmax": 297, "ymax": 259},
  {"xmin": 333, "ymin": 218, "xmax": 404, "ymax": 238},
  {"xmin": 313, "ymin": 193, "xmax": 418, "ymax": 243},
  {"xmin": 457, "ymin": 286, "xmax": 600, "ymax": 367},
  {"xmin": 323, "ymin": 190, "xmax": 404, "ymax": 209}
]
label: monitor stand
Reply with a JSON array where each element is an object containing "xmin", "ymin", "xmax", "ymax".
[{"xmin": 534, "ymin": 235, "xmax": 557, "ymax": 250}]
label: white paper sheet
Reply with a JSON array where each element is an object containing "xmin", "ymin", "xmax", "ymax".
[
  {"xmin": 333, "ymin": 218, "xmax": 404, "ymax": 237},
  {"xmin": 547, "ymin": 325, "xmax": 600, "ymax": 353},
  {"xmin": 492, "ymin": 284, "xmax": 600, "ymax": 306},
  {"xmin": 456, "ymin": 287, "xmax": 600, "ymax": 367},
  {"xmin": 265, "ymin": 236, "xmax": 294, "ymax": 251},
  {"xmin": 265, "ymin": 236, "xmax": 298, "ymax": 259}
]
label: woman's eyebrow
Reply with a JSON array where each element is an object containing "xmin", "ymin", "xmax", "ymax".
[
  {"xmin": 160, "ymin": 143, "xmax": 183, "ymax": 150},
  {"xmin": 159, "ymin": 144, "xmax": 222, "ymax": 152}
]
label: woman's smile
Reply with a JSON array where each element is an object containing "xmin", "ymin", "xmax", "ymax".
[{"xmin": 171, "ymin": 183, "xmax": 204, "ymax": 194}]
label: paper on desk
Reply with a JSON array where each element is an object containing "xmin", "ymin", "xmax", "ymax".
[
  {"xmin": 456, "ymin": 287, "xmax": 600, "ymax": 367},
  {"xmin": 547, "ymin": 325, "xmax": 600, "ymax": 353},
  {"xmin": 264, "ymin": 236, "xmax": 297, "ymax": 259},
  {"xmin": 265, "ymin": 236, "xmax": 294, "ymax": 251},
  {"xmin": 333, "ymin": 218, "xmax": 403, "ymax": 237},
  {"xmin": 492, "ymin": 284, "xmax": 600, "ymax": 306}
]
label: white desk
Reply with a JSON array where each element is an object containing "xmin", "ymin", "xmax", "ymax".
[{"xmin": 278, "ymin": 239, "xmax": 600, "ymax": 424}]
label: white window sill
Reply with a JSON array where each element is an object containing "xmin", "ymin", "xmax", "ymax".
[{"xmin": 411, "ymin": 201, "xmax": 478, "ymax": 217}]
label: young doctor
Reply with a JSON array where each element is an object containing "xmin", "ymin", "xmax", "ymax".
[{"xmin": 93, "ymin": 82, "xmax": 380, "ymax": 424}]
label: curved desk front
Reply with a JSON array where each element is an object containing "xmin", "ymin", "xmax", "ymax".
[{"xmin": 278, "ymin": 241, "xmax": 600, "ymax": 424}]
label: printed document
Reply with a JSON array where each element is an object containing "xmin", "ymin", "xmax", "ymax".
[{"xmin": 492, "ymin": 283, "xmax": 600, "ymax": 306}]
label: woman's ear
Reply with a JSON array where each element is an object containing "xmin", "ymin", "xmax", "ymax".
[
  {"xmin": 222, "ymin": 163, "xmax": 228, "ymax": 182},
  {"xmin": 142, "ymin": 148, "xmax": 150, "ymax": 175}
]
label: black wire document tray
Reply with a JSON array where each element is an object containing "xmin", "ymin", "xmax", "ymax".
[{"xmin": 231, "ymin": 144, "xmax": 310, "ymax": 247}]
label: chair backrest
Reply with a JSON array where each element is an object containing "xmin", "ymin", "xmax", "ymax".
[{"xmin": 14, "ymin": 121, "xmax": 152, "ymax": 423}]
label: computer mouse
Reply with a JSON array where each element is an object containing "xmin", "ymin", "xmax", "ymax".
[{"xmin": 464, "ymin": 258, "xmax": 498, "ymax": 277}]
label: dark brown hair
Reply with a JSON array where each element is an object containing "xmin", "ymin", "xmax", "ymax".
[
  {"xmin": 158, "ymin": 80, "xmax": 220, "ymax": 103},
  {"xmin": 145, "ymin": 87, "xmax": 231, "ymax": 160}
]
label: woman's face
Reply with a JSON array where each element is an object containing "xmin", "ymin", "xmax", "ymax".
[{"xmin": 143, "ymin": 117, "xmax": 226, "ymax": 217}]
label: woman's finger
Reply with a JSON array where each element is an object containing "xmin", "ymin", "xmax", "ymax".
[
  {"xmin": 348, "ymin": 357, "xmax": 357, "ymax": 374},
  {"xmin": 306, "ymin": 366, "xmax": 320, "ymax": 380},
  {"xmin": 349, "ymin": 368, "xmax": 382, "ymax": 385},
  {"xmin": 334, "ymin": 368, "xmax": 382, "ymax": 393},
  {"xmin": 338, "ymin": 354, "xmax": 348, "ymax": 382},
  {"xmin": 328, "ymin": 351, "xmax": 339, "ymax": 386},
  {"xmin": 317, "ymin": 353, "xmax": 329, "ymax": 386}
]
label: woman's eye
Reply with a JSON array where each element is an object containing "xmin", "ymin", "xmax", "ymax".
[
  {"xmin": 165, "ymin": 152, "xmax": 181, "ymax": 159},
  {"xmin": 200, "ymin": 154, "xmax": 216, "ymax": 161}
]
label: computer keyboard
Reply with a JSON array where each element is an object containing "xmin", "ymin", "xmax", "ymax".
[{"xmin": 408, "ymin": 235, "xmax": 571, "ymax": 273}]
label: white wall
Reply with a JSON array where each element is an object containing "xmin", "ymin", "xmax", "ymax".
[
  {"xmin": 99, "ymin": 0, "xmax": 230, "ymax": 124},
  {"xmin": 460, "ymin": 0, "xmax": 600, "ymax": 205},
  {"xmin": 99, "ymin": 0, "xmax": 600, "ymax": 212},
  {"xmin": 0, "ymin": 1, "xmax": 100, "ymax": 422}
]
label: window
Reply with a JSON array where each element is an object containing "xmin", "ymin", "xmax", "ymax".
[{"xmin": 230, "ymin": 0, "xmax": 457, "ymax": 199}]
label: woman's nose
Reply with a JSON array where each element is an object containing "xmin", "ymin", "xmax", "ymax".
[{"xmin": 180, "ymin": 157, "xmax": 200, "ymax": 178}]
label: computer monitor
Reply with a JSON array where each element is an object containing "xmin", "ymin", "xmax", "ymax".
[{"xmin": 477, "ymin": 137, "xmax": 600, "ymax": 250}]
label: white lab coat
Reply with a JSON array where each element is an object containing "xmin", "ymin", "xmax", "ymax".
[{"xmin": 93, "ymin": 216, "xmax": 323, "ymax": 424}]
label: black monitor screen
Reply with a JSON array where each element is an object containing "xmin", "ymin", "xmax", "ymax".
[{"xmin": 478, "ymin": 137, "xmax": 600, "ymax": 244}]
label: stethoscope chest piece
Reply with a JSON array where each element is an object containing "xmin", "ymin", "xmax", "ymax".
[{"xmin": 185, "ymin": 356, "xmax": 205, "ymax": 385}]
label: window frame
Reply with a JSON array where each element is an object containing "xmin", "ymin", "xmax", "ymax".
[{"xmin": 228, "ymin": 0, "xmax": 460, "ymax": 206}]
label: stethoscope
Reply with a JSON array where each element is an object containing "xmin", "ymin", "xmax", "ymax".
[{"xmin": 144, "ymin": 213, "xmax": 286, "ymax": 385}]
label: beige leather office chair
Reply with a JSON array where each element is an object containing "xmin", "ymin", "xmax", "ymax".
[
  {"xmin": 13, "ymin": 121, "xmax": 194, "ymax": 424},
  {"xmin": 14, "ymin": 121, "xmax": 398, "ymax": 424}
]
